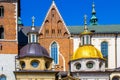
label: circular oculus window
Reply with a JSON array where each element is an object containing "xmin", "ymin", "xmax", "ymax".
[
  {"xmin": 76, "ymin": 63, "xmax": 81, "ymax": 70},
  {"xmin": 20, "ymin": 61, "xmax": 25, "ymax": 68},
  {"xmin": 31, "ymin": 60, "xmax": 39, "ymax": 68},
  {"xmin": 86, "ymin": 62, "xmax": 93, "ymax": 68}
]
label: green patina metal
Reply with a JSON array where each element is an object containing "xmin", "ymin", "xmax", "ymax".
[
  {"xmin": 90, "ymin": 2, "xmax": 98, "ymax": 26},
  {"xmin": 68, "ymin": 25, "xmax": 120, "ymax": 34},
  {"xmin": 18, "ymin": 17, "xmax": 23, "ymax": 25}
]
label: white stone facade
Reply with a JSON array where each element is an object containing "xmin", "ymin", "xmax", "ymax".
[
  {"xmin": 70, "ymin": 59, "xmax": 105, "ymax": 72},
  {"xmin": 72, "ymin": 34, "xmax": 120, "ymax": 69},
  {"xmin": 0, "ymin": 54, "xmax": 17, "ymax": 80},
  {"xmin": 72, "ymin": 73, "xmax": 110, "ymax": 80}
]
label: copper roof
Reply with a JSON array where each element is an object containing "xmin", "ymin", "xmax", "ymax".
[{"xmin": 19, "ymin": 43, "xmax": 50, "ymax": 58}]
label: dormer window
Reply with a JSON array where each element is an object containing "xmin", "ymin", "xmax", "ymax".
[{"xmin": 0, "ymin": 6, "xmax": 4, "ymax": 17}]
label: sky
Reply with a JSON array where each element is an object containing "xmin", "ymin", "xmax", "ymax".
[{"xmin": 21, "ymin": 0, "xmax": 120, "ymax": 26}]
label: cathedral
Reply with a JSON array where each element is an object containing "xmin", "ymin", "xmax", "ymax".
[{"xmin": 0, "ymin": 0, "xmax": 120, "ymax": 80}]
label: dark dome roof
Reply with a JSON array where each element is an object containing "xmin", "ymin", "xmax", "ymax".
[{"xmin": 19, "ymin": 43, "xmax": 50, "ymax": 58}]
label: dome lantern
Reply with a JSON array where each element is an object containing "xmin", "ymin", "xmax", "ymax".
[
  {"xmin": 80, "ymin": 15, "xmax": 93, "ymax": 45},
  {"xmin": 27, "ymin": 16, "xmax": 38, "ymax": 43}
]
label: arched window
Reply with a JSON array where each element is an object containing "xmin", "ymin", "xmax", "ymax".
[
  {"xmin": 112, "ymin": 76, "xmax": 119, "ymax": 80},
  {"xmin": 51, "ymin": 42, "xmax": 58, "ymax": 64},
  {"xmin": 101, "ymin": 41, "xmax": 108, "ymax": 57},
  {"xmin": 0, "ymin": 75, "xmax": 6, "ymax": 80},
  {"xmin": 0, "ymin": 26, "xmax": 4, "ymax": 39},
  {"xmin": 101, "ymin": 41, "xmax": 108, "ymax": 67},
  {"xmin": 0, "ymin": 6, "xmax": 4, "ymax": 17}
]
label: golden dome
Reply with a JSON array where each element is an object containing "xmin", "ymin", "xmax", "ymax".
[
  {"xmin": 72, "ymin": 45, "xmax": 104, "ymax": 60},
  {"xmin": 80, "ymin": 31, "xmax": 93, "ymax": 35}
]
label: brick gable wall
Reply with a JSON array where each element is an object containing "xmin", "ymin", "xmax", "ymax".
[{"xmin": 39, "ymin": 3, "xmax": 73, "ymax": 71}]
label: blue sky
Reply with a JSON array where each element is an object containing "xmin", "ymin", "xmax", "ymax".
[{"xmin": 21, "ymin": 0, "xmax": 120, "ymax": 26}]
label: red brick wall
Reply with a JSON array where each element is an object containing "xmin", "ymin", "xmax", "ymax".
[
  {"xmin": 0, "ymin": 2, "xmax": 18, "ymax": 54},
  {"xmin": 0, "ymin": 41, "xmax": 18, "ymax": 54},
  {"xmin": 39, "ymin": 38, "xmax": 73, "ymax": 71},
  {"xmin": 39, "ymin": 5, "xmax": 73, "ymax": 71}
]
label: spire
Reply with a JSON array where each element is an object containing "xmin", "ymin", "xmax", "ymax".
[
  {"xmin": 52, "ymin": 0, "xmax": 55, "ymax": 5},
  {"xmin": 80, "ymin": 15, "xmax": 93, "ymax": 45},
  {"xmin": 18, "ymin": 17, "xmax": 23, "ymax": 25},
  {"xmin": 27, "ymin": 16, "xmax": 38, "ymax": 43},
  {"xmin": 92, "ymin": 2, "xmax": 96, "ymax": 14},
  {"xmin": 18, "ymin": 17, "xmax": 23, "ymax": 31},
  {"xmin": 84, "ymin": 15, "xmax": 88, "ymax": 32},
  {"xmin": 58, "ymin": 74, "xmax": 62, "ymax": 80},
  {"xmin": 31, "ymin": 16, "xmax": 35, "ymax": 30},
  {"xmin": 90, "ymin": 2, "xmax": 98, "ymax": 25}
]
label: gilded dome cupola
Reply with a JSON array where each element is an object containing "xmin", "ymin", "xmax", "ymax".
[
  {"xmin": 72, "ymin": 15, "xmax": 103, "ymax": 60},
  {"xmin": 70, "ymin": 15, "xmax": 105, "ymax": 72}
]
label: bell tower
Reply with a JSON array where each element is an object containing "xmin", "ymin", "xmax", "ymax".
[{"xmin": 0, "ymin": 0, "xmax": 18, "ymax": 80}]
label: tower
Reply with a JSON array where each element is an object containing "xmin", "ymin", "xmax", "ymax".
[
  {"xmin": 90, "ymin": 2, "xmax": 98, "ymax": 25},
  {"xmin": 0, "ymin": 0, "xmax": 18, "ymax": 80}
]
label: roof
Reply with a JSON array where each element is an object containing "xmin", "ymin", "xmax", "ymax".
[
  {"xmin": 18, "ymin": 25, "xmax": 120, "ymax": 46},
  {"xmin": 68, "ymin": 25, "xmax": 120, "ymax": 34},
  {"xmin": 19, "ymin": 25, "xmax": 120, "ymax": 36},
  {"xmin": 19, "ymin": 27, "xmax": 39, "ymax": 36},
  {"xmin": 0, "ymin": 0, "xmax": 17, "ymax": 2},
  {"xmin": 72, "ymin": 45, "xmax": 104, "ymax": 60},
  {"xmin": 14, "ymin": 70, "xmax": 58, "ymax": 74},
  {"xmin": 18, "ymin": 27, "xmax": 39, "ymax": 45},
  {"xmin": 19, "ymin": 43, "xmax": 50, "ymax": 58}
]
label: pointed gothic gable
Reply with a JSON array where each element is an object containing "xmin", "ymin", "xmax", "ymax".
[{"xmin": 39, "ymin": 1, "xmax": 70, "ymax": 38}]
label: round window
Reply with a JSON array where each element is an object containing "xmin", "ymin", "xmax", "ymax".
[
  {"xmin": 86, "ymin": 62, "xmax": 93, "ymax": 68},
  {"xmin": 99, "ymin": 62, "xmax": 103, "ymax": 68},
  {"xmin": 31, "ymin": 60, "xmax": 39, "ymax": 68},
  {"xmin": 76, "ymin": 63, "xmax": 81, "ymax": 70},
  {"xmin": 45, "ymin": 61, "xmax": 50, "ymax": 69},
  {"xmin": 20, "ymin": 61, "xmax": 25, "ymax": 69}
]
